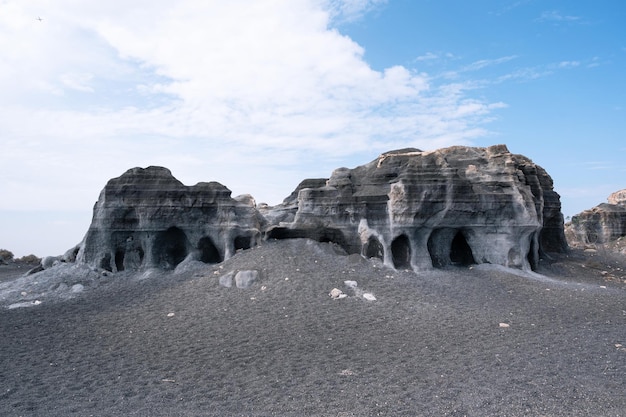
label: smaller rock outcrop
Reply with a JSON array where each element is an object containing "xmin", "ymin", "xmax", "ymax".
[
  {"xmin": 76, "ymin": 167, "xmax": 262, "ymax": 272},
  {"xmin": 567, "ymin": 189, "xmax": 626, "ymax": 245}
]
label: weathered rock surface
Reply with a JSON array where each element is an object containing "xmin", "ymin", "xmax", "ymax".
[
  {"xmin": 74, "ymin": 145, "xmax": 567, "ymax": 273},
  {"xmin": 76, "ymin": 166, "xmax": 262, "ymax": 271},
  {"xmin": 264, "ymin": 145, "xmax": 566, "ymax": 270},
  {"xmin": 566, "ymin": 189, "xmax": 626, "ymax": 245},
  {"xmin": 607, "ymin": 189, "xmax": 626, "ymax": 206}
]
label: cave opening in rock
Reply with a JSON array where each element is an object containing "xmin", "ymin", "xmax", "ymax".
[
  {"xmin": 234, "ymin": 236, "xmax": 252, "ymax": 251},
  {"xmin": 267, "ymin": 227, "xmax": 349, "ymax": 252},
  {"xmin": 115, "ymin": 250, "xmax": 125, "ymax": 271},
  {"xmin": 198, "ymin": 237, "xmax": 222, "ymax": 263},
  {"xmin": 153, "ymin": 227, "xmax": 189, "ymax": 269},
  {"xmin": 391, "ymin": 234, "xmax": 411, "ymax": 269},
  {"xmin": 100, "ymin": 253, "xmax": 112, "ymax": 272},
  {"xmin": 318, "ymin": 228, "xmax": 349, "ymax": 252},
  {"xmin": 267, "ymin": 227, "xmax": 301, "ymax": 240},
  {"xmin": 364, "ymin": 236, "xmax": 384, "ymax": 260},
  {"xmin": 449, "ymin": 231, "xmax": 475, "ymax": 266}
]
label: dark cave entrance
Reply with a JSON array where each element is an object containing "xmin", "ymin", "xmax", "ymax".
[
  {"xmin": 198, "ymin": 237, "xmax": 222, "ymax": 264},
  {"xmin": 267, "ymin": 227, "xmax": 349, "ymax": 253},
  {"xmin": 364, "ymin": 236, "xmax": 384, "ymax": 261},
  {"xmin": 100, "ymin": 253, "xmax": 112, "ymax": 272},
  {"xmin": 115, "ymin": 250, "xmax": 125, "ymax": 271},
  {"xmin": 234, "ymin": 236, "xmax": 253, "ymax": 251},
  {"xmin": 391, "ymin": 234, "xmax": 411, "ymax": 269},
  {"xmin": 449, "ymin": 231, "xmax": 475, "ymax": 266},
  {"xmin": 153, "ymin": 227, "xmax": 189, "ymax": 269},
  {"xmin": 428, "ymin": 228, "xmax": 475, "ymax": 268}
]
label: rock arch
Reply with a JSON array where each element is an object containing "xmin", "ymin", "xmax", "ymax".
[
  {"xmin": 391, "ymin": 234, "xmax": 411, "ymax": 269},
  {"xmin": 153, "ymin": 227, "xmax": 189, "ymax": 269},
  {"xmin": 266, "ymin": 227, "xmax": 349, "ymax": 252},
  {"xmin": 428, "ymin": 228, "xmax": 475, "ymax": 268}
]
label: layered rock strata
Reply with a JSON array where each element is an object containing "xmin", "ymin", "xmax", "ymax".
[
  {"xmin": 75, "ymin": 145, "xmax": 567, "ymax": 272},
  {"xmin": 567, "ymin": 189, "xmax": 626, "ymax": 245},
  {"xmin": 77, "ymin": 167, "xmax": 261, "ymax": 271},
  {"xmin": 265, "ymin": 145, "xmax": 566, "ymax": 271}
]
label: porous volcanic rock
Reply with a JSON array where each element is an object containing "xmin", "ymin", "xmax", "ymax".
[
  {"xmin": 567, "ymin": 189, "xmax": 626, "ymax": 245},
  {"xmin": 263, "ymin": 145, "xmax": 567, "ymax": 271},
  {"xmin": 76, "ymin": 167, "xmax": 262, "ymax": 271},
  {"xmin": 74, "ymin": 145, "xmax": 567, "ymax": 273}
]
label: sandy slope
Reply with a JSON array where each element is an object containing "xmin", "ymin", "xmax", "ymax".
[{"xmin": 1, "ymin": 239, "xmax": 625, "ymax": 416}]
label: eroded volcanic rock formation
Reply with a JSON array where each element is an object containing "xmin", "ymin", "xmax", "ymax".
[
  {"xmin": 75, "ymin": 145, "xmax": 567, "ymax": 272},
  {"xmin": 567, "ymin": 189, "xmax": 626, "ymax": 245},
  {"xmin": 77, "ymin": 167, "xmax": 261, "ymax": 271}
]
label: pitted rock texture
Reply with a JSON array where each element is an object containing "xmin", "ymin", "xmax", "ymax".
[
  {"xmin": 75, "ymin": 145, "xmax": 567, "ymax": 272},
  {"xmin": 567, "ymin": 190, "xmax": 626, "ymax": 245},
  {"xmin": 77, "ymin": 167, "xmax": 262, "ymax": 271},
  {"xmin": 264, "ymin": 145, "xmax": 567, "ymax": 271}
]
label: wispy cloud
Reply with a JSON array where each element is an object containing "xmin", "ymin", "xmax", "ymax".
[
  {"xmin": 414, "ymin": 52, "xmax": 439, "ymax": 62},
  {"xmin": 324, "ymin": 0, "xmax": 389, "ymax": 23},
  {"xmin": 490, "ymin": 0, "xmax": 534, "ymax": 16},
  {"xmin": 536, "ymin": 10, "xmax": 582, "ymax": 23},
  {"xmin": 441, "ymin": 55, "xmax": 518, "ymax": 80},
  {"xmin": 556, "ymin": 61, "xmax": 580, "ymax": 68},
  {"xmin": 461, "ymin": 56, "xmax": 519, "ymax": 72}
]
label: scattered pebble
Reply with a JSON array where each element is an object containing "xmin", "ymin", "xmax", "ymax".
[
  {"xmin": 363, "ymin": 293, "xmax": 376, "ymax": 301},
  {"xmin": 329, "ymin": 288, "xmax": 346, "ymax": 299}
]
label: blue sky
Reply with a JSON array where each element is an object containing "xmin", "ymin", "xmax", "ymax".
[{"xmin": 0, "ymin": 0, "xmax": 624, "ymax": 257}]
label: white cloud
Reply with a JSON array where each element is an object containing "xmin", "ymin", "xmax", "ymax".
[
  {"xmin": 415, "ymin": 52, "xmax": 439, "ymax": 62},
  {"xmin": 0, "ymin": 0, "xmax": 504, "ymax": 212},
  {"xmin": 556, "ymin": 61, "xmax": 580, "ymax": 68},
  {"xmin": 536, "ymin": 10, "xmax": 581, "ymax": 23}
]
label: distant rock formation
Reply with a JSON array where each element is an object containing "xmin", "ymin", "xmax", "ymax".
[
  {"xmin": 566, "ymin": 189, "xmax": 626, "ymax": 245},
  {"xmin": 75, "ymin": 145, "xmax": 567, "ymax": 272}
]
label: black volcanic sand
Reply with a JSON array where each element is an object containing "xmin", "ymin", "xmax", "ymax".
[{"xmin": 1, "ymin": 240, "xmax": 625, "ymax": 416}]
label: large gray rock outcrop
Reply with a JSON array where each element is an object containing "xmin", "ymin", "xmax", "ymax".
[
  {"xmin": 76, "ymin": 167, "xmax": 262, "ymax": 271},
  {"xmin": 263, "ymin": 145, "xmax": 567, "ymax": 270},
  {"xmin": 74, "ymin": 145, "xmax": 567, "ymax": 273}
]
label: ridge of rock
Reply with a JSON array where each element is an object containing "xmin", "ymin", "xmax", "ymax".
[{"xmin": 74, "ymin": 145, "xmax": 567, "ymax": 273}]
